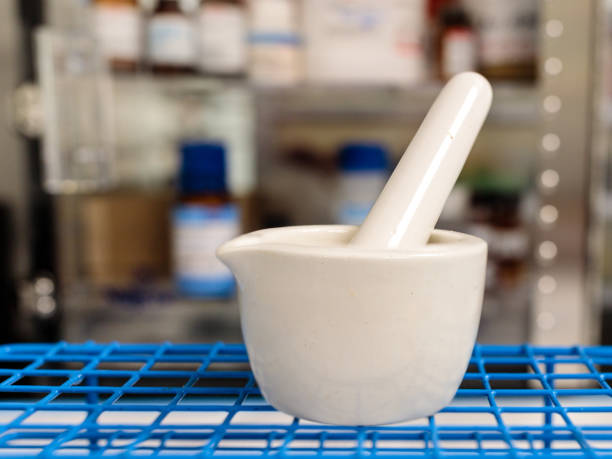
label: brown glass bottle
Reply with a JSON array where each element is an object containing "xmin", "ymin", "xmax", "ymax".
[
  {"xmin": 489, "ymin": 193, "xmax": 528, "ymax": 290},
  {"xmin": 437, "ymin": 0, "xmax": 477, "ymax": 80},
  {"xmin": 464, "ymin": 0, "xmax": 537, "ymax": 81},
  {"xmin": 147, "ymin": 0, "xmax": 197, "ymax": 74}
]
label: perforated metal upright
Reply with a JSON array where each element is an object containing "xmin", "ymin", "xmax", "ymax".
[{"xmin": 531, "ymin": 0, "xmax": 606, "ymax": 346}]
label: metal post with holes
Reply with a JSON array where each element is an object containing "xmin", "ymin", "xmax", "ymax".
[{"xmin": 531, "ymin": 0, "xmax": 604, "ymax": 346}]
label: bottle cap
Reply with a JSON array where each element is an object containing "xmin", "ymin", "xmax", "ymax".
[
  {"xmin": 179, "ymin": 141, "xmax": 227, "ymax": 194},
  {"xmin": 338, "ymin": 143, "xmax": 389, "ymax": 172},
  {"xmin": 441, "ymin": 3, "xmax": 471, "ymax": 28}
]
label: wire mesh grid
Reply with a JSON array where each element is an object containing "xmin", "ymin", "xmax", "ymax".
[{"xmin": 0, "ymin": 342, "xmax": 610, "ymax": 457}]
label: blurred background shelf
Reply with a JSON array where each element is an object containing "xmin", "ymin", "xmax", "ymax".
[
  {"xmin": 254, "ymin": 81, "xmax": 538, "ymax": 123},
  {"xmin": 63, "ymin": 293, "xmax": 242, "ymax": 343},
  {"xmin": 1, "ymin": 0, "xmax": 612, "ymax": 349}
]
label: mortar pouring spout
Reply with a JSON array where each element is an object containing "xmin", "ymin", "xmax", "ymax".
[{"xmin": 216, "ymin": 233, "xmax": 265, "ymax": 276}]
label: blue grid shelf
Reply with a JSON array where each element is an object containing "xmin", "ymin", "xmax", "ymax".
[{"xmin": 0, "ymin": 343, "xmax": 610, "ymax": 457}]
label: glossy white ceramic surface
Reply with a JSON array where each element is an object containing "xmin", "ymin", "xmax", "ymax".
[
  {"xmin": 218, "ymin": 225, "xmax": 487, "ymax": 425},
  {"xmin": 350, "ymin": 72, "xmax": 492, "ymax": 250}
]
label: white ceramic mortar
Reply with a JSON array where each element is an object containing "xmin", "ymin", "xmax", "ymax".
[{"xmin": 218, "ymin": 225, "xmax": 487, "ymax": 425}]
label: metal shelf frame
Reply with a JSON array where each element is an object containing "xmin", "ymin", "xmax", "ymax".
[{"xmin": 531, "ymin": 0, "xmax": 607, "ymax": 346}]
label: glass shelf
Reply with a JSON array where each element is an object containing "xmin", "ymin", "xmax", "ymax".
[{"xmin": 110, "ymin": 73, "xmax": 538, "ymax": 125}]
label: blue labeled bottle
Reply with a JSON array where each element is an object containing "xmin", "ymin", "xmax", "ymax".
[
  {"xmin": 336, "ymin": 142, "xmax": 390, "ymax": 225},
  {"xmin": 172, "ymin": 142, "xmax": 239, "ymax": 298}
]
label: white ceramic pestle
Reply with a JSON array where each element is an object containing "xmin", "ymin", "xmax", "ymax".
[
  {"xmin": 351, "ymin": 72, "xmax": 492, "ymax": 249},
  {"xmin": 218, "ymin": 72, "xmax": 493, "ymax": 425}
]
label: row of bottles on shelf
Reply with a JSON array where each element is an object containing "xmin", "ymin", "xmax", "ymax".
[
  {"xmin": 81, "ymin": 140, "xmax": 390, "ymax": 303},
  {"xmin": 79, "ymin": 137, "xmax": 531, "ymax": 318},
  {"xmin": 91, "ymin": 0, "xmax": 538, "ymax": 84},
  {"xmin": 81, "ymin": 141, "xmax": 240, "ymax": 302}
]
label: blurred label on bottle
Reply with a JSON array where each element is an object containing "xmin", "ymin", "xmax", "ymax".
[
  {"xmin": 199, "ymin": 3, "xmax": 246, "ymax": 74},
  {"xmin": 248, "ymin": 0, "xmax": 302, "ymax": 85},
  {"xmin": 338, "ymin": 203, "xmax": 371, "ymax": 225},
  {"xmin": 335, "ymin": 142, "xmax": 389, "ymax": 225},
  {"xmin": 442, "ymin": 30, "xmax": 477, "ymax": 77},
  {"xmin": 304, "ymin": 0, "xmax": 426, "ymax": 85},
  {"xmin": 464, "ymin": 0, "xmax": 537, "ymax": 76},
  {"xmin": 148, "ymin": 13, "xmax": 196, "ymax": 65},
  {"xmin": 93, "ymin": 4, "xmax": 142, "ymax": 62},
  {"xmin": 172, "ymin": 204, "xmax": 239, "ymax": 298},
  {"xmin": 249, "ymin": 39, "xmax": 302, "ymax": 85}
]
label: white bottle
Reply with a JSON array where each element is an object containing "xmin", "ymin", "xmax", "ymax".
[
  {"xmin": 248, "ymin": 0, "xmax": 302, "ymax": 86},
  {"xmin": 198, "ymin": 0, "xmax": 247, "ymax": 75},
  {"xmin": 92, "ymin": 0, "xmax": 143, "ymax": 71}
]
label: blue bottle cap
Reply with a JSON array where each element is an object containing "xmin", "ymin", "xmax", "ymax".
[
  {"xmin": 338, "ymin": 142, "xmax": 389, "ymax": 172},
  {"xmin": 179, "ymin": 142, "xmax": 227, "ymax": 194}
]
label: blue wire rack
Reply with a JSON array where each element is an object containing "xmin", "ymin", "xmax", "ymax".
[{"xmin": 0, "ymin": 342, "xmax": 610, "ymax": 457}]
